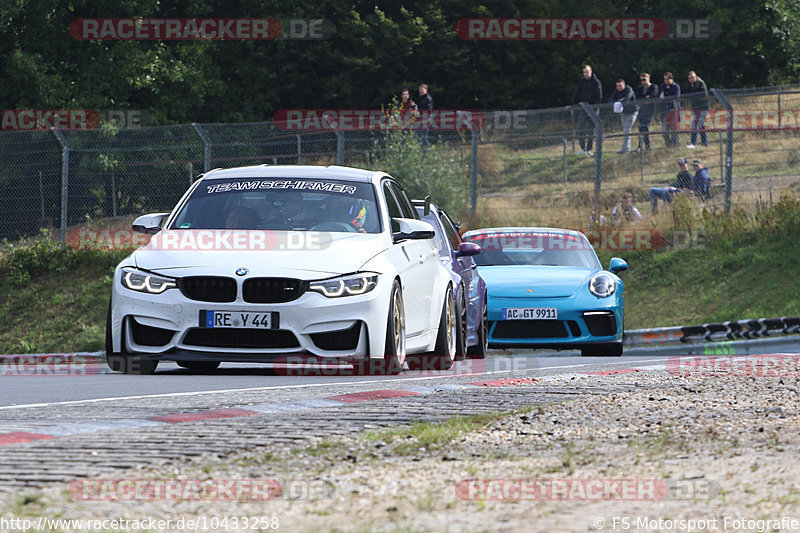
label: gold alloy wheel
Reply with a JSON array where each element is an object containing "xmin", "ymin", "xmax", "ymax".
[
  {"xmin": 392, "ymin": 288, "xmax": 406, "ymax": 358},
  {"xmin": 445, "ymin": 288, "xmax": 456, "ymax": 360}
]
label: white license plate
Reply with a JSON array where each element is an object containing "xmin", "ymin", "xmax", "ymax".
[
  {"xmin": 201, "ymin": 311, "xmax": 276, "ymax": 329},
  {"xmin": 502, "ymin": 307, "xmax": 558, "ymax": 320}
]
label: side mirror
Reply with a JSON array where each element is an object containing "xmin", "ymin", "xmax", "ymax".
[
  {"xmin": 456, "ymin": 241, "xmax": 481, "ymax": 257},
  {"xmin": 392, "ymin": 218, "xmax": 435, "ymax": 242},
  {"xmin": 609, "ymin": 257, "xmax": 628, "ymax": 274},
  {"xmin": 132, "ymin": 213, "xmax": 169, "ymax": 235}
]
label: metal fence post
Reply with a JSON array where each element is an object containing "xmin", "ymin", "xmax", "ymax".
[
  {"xmin": 470, "ymin": 128, "xmax": 479, "ymax": 214},
  {"xmin": 580, "ymin": 103, "xmax": 603, "ymax": 213},
  {"xmin": 192, "ymin": 123, "xmax": 211, "ymax": 172},
  {"xmin": 335, "ymin": 130, "xmax": 345, "ymax": 165},
  {"xmin": 562, "ymin": 138, "xmax": 567, "ymax": 182},
  {"xmin": 51, "ymin": 129, "xmax": 69, "ymax": 243},
  {"xmin": 296, "ymin": 134, "xmax": 302, "ymax": 164},
  {"xmin": 711, "ymin": 89, "xmax": 733, "ymax": 213}
]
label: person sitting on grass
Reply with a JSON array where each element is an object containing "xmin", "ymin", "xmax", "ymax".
[
  {"xmin": 611, "ymin": 192, "xmax": 642, "ymax": 225},
  {"xmin": 648, "ymin": 157, "xmax": 695, "ymax": 213}
]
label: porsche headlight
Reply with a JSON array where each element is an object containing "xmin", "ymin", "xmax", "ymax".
[
  {"xmin": 309, "ymin": 272, "xmax": 378, "ymax": 298},
  {"xmin": 121, "ymin": 267, "xmax": 177, "ymax": 294},
  {"xmin": 588, "ymin": 273, "xmax": 616, "ymax": 298}
]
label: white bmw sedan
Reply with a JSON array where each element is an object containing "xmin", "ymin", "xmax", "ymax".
[{"xmin": 107, "ymin": 165, "xmax": 457, "ymax": 375}]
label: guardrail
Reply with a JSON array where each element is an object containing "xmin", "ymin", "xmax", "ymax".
[{"xmin": 624, "ymin": 316, "xmax": 800, "ymax": 346}]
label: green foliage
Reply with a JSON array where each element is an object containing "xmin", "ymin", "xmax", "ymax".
[
  {"xmin": 0, "ymin": 239, "xmax": 126, "ymax": 354},
  {"xmin": 2, "ymin": 1, "xmax": 799, "ymax": 122},
  {"xmin": 373, "ymin": 128, "xmax": 470, "ymax": 218},
  {"xmin": 0, "ymin": 230, "xmax": 78, "ymax": 287}
]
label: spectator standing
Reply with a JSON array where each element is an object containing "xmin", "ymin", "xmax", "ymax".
[
  {"xmin": 648, "ymin": 157, "xmax": 695, "ymax": 212},
  {"xmin": 397, "ymin": 88, "xmax": 419, "ymax": 132},
  {"xmin": 569, "ymin": 64, "xmax": 603, "ymax": 155},
  {"xmin": 611, "ymin": 192, "xmax": 642, "ymax": 225},
  {"xmin": 635, "ymin": 73, "xmax": 659, "ymax": 151},
  {"xmin": 686, "ymin": 71, "xmax": 710, "ymax": 148},
  {"xmin": 659, "ymin": 72, "xmax": 681, "ymax": 147},
  {"xmin": 609, "ymin": 78, "xmax": 638, "ymax": 153},
  {"xmin": 416, "ymin": 84, "xmax": 433, "ymax": 148}
]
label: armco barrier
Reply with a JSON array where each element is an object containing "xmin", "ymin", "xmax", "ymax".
[{"xmin": 624, "ymin": 316, "xmax": 800, "ymax": 346}]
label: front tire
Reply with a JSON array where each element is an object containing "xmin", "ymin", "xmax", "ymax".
[
  {"xmin": 354, "ymin": 279, "xmax": 405, "ymax": 375},
  {"xmin": 467, "ymin": 294, "xmax": 488, "ymax": 359},
  {"xmin": 454, "ymin": 287, "xmax": 468, "ymax": 361},
  {"xmin": 407, "ymin": 285, "xmax": 456, "ymax": 371},
  {"xmin": 105, "ymin": 306, "xmax": 158, "ymax": 375},
  {"xmin": 581, "ymin": 342, "xmax": 623, "ymax": 357}
]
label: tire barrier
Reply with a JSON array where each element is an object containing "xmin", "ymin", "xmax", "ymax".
[{"xmin": 624, "ymin": 316, "xmax": 800, "ymax": 346}]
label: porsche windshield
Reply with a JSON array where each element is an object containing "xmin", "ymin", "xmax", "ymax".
[
  {"xmin": 170, "ymin": 178, "xmax": 381, "ymax": 233},
  {"xmin": 465, "ymin": 232, "xmax": 600, "ymax": 269}
]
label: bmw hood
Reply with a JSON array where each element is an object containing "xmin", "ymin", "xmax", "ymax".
[
  {"xmin": 131, "ymin": 230, "xmax": 388, "ymax": 280},
  {"xmin": 478, "ymin": 266, "xmax": 595, "ymax": 298}
]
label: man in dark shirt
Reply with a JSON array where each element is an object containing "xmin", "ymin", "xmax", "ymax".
[
  {"xmin": 686, "ymin": 71, "xmax": 710, "ymax": 148},
  {"xmin": 649, "ymin": 157, "xmax": 695, "ymax": 213},
  {"xmin": 569, "ymin": 64, "xmax": 602, "ymax": 155},
  {"xmin": 635, "ymin": 73, "xmax": 659, "ymax": 151},
  {"xmin": 659, "ymin": 72, "xmax": 681, "ymax": 147},
  {"xmin": 416, "ymin": 83, "xmax": 433, "ymax": 148},
  {"xmin": 609, "ymin": 78, "xmax": 638, "ymax": 153},
  {"xmin": 691, "ymin": 158, "xmax": 711, "ymax": 197}
]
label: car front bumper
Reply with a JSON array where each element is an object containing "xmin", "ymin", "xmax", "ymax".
[
  {"xmin": 109, "ymin": 268, "xmax": 393, "ymax": 362},
  {"xmin": 486, "ymin": 294, "xmax": 623, "ymax": 348}
]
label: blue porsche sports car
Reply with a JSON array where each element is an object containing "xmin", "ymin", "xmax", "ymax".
[{"xmin": 462, "ymin": 227, "xmax": 627, "ymax": 356}]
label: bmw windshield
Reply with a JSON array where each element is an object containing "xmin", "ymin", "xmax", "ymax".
[
  {"xmin": 170, "ymin": 177, "xmax": 381, "ymax": 233},
  {"xmin": 465, "ymin": 231, "xmax": 600, "ymax": 269}
]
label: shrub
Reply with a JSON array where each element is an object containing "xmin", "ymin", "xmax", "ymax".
[{"xmin": 372, "ymin": 128, "xmax": 470, "ymax": 218}]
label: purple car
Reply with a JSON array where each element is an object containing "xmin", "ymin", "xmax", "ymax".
[{"xmin": 414, "ymin": 199, "xmax": 488, "ymax": 358}]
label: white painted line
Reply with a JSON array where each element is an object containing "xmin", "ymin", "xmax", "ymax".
[
  {"xmin": 247, "ymin": 398, "xmax": 347, "ymax": 413},
  {"xmin": 45, "ymin": 419, "xmax": 165, "ymax": 436}
]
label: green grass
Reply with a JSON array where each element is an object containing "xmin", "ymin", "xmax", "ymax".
[
  {"xmin": 0, "ymin": 241, "xmax": 126, "ymax": 354},
  {"xmin": 363, "ymin": 412, "xmax": 507, "ymax": 456},
  {"xmin": 614, "ymin": 229, "xmax": 800, "ymax": 329}
]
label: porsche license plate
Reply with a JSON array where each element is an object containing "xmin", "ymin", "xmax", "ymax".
[
  {"xmin": 502, "ymin": 307, "xmax": 558, "ymax": 320},
  {"xmin": 201, "ymin": 311, "xmax": 278, "ymax": 329}
]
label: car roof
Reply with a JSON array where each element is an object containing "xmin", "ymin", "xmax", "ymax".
[
  {"xmin": 463, "ymin": 227, "xmax": 585, "ymax": 237},
  {"xmin": 201, "ymin": 165, "xmax": 385, "ymax": 183}
]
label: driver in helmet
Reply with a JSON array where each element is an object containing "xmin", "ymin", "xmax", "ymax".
[{"xmin": 325, "ymin": 194, "xmax": 367, "ymax": 232}]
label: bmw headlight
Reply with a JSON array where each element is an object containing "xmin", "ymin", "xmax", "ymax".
[
  {"xmin": 309, "ymin": 272, "xmax": 378, "ymax": 298},
  {"xmin": 588, "ymin": 273, "xmax": 616, "ymax": 298},
  {"xmin": 121, "ymin": 267, "xmax": 177, "ymax": 294}
]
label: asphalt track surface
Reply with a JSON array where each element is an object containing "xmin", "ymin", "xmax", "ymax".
[{"xmin": 2, "ymin": 336, "xmax": 798, "ymax": 408}]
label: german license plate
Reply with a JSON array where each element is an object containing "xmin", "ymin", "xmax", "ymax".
[
  {"xmin": 502, "ymin": 307, "xmax": 558, "ymax": 320},
  {"xmin": 200, "ymin": 311, "xmax": 278, "ymax": 329}
]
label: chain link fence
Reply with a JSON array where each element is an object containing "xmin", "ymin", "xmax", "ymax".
[{"xmin": 1, "ymin": 84, "xmax": 799, "ymax": 242}]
